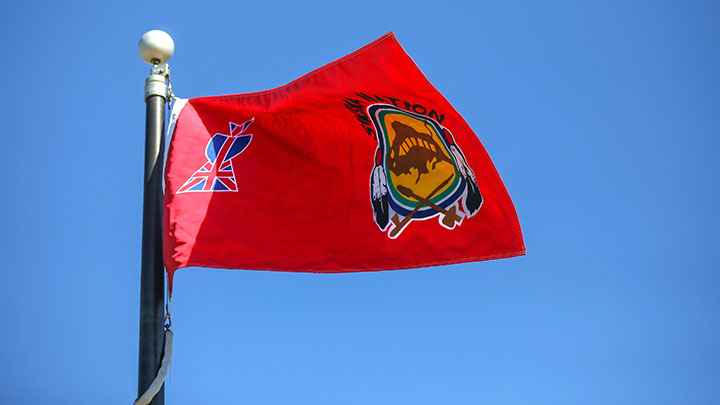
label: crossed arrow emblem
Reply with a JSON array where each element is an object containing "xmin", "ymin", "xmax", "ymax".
[{"xmin": 388, "ymin": 173, "xmax": 464, "ymax": 238}]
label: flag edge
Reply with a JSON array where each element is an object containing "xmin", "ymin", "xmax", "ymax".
[
  {"xmin": 167, "ymin": 249, "xmax": 527, "ymax": 275},
  {"xmin": 189, "ymin": 32, "xmax": 397, "ymax": 101}
]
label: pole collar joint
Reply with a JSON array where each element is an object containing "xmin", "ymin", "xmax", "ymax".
[{"xmin": 144, "ymin": 63, "xmax": 170, "ymax": 102}]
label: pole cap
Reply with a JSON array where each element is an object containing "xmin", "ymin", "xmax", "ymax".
[{"xmin": 138, "ymin": 30, "xmax": 174, "ymax": 65}]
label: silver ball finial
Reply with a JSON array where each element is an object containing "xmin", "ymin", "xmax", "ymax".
[{"xmin": 138, "ymin": 30, "xmax": 174, "ymax": 65}]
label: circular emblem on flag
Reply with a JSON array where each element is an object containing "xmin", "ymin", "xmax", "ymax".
[{"xmin": 368, "ymin": 104, "xmax": 483, "ymax": 238}]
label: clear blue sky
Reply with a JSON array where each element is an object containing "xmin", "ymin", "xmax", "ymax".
[{"xmin": 1, "ymin": 1, "xmax": 719, "ymax": 404}]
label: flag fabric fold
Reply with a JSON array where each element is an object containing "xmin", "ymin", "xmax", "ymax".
[{"xmin": 163, "ymin": 32, "xmax": 525, "ymax": 292}]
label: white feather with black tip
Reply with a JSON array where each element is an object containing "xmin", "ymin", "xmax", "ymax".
[
  {"xmin": 371, "ymin": 165, "xmax": 388, "ymax": 199},
  {"xmin": 450, "ymin": 144, "xmax": 483, "ymax": 215},
  {"xmin": 370, "ymin": 164, "xmax": 390, "ymax": 229},
  {"xmin": 450, "ymin": 144, "xmax": 476, "ymax": 182}
]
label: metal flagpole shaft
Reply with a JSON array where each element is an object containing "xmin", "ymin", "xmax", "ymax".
[{"xmin": 137, "ymin": 30, "xmax": 174, "ymax": 405}]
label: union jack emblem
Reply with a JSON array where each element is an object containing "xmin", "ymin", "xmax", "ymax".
[{"xmin": 177, "ymin": 119, "xmax": 254, "ymax": 193}]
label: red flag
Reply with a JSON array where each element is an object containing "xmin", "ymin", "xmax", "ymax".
[{"xmin": 163, "ymin": 32, "xmax": 524, "ymax": 292}]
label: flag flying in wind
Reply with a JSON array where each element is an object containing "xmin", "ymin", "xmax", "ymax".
[{"xmin": 163, "ymin": 32, "xmax": 525, "ymax": 292}]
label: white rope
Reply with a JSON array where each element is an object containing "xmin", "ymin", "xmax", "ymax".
[{"xmin": 134, "ymin": 329, "xmax": 174, "ymax": 405}]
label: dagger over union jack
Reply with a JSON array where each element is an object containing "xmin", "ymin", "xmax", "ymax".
[{"xmin": 177, "ymin": 118, "xmax": 254, "ymax": 193}]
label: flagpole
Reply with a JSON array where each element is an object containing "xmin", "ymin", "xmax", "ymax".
[{"xmin": 137, "ymin": 30, "xmax": 174, "ymax": 405}]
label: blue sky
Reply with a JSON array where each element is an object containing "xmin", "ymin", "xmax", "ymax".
[{"xmin": 1, "ymin": 1, "xmax": 719, "ymax": 404}]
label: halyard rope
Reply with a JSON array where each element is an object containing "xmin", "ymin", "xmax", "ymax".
[{"xmin": 134, "ymin": 328, "xmax": 173, "ymax": 405}]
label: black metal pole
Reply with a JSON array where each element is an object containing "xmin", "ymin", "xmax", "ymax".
[{"xmin": 138, "ymin": 67, "xmax": 167, "ymax": 405}]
